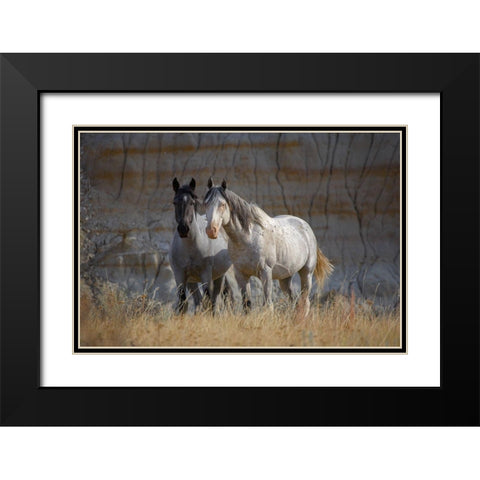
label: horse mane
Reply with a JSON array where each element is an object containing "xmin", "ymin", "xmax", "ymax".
[{"xmin": 205, "ymin": 186, "xmax": 270, "ymax": 232}]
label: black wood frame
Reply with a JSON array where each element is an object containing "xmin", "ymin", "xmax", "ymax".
[{"xmin": 0, "ymin": 54, "xmax": 478, "ymax": 425}]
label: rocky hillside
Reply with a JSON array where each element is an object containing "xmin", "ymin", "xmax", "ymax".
[{"xmin": 80, "ymin": 131, "xmax": 401, "ymax": 307}]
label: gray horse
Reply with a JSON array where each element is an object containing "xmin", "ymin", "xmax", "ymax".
[
  {"xmin": 168, "ymin": 177, "xmax": 235, "ymax": 314},
  {"xmin": 204, "ymin": 178, "xmax": 333, "ymax": 316}
]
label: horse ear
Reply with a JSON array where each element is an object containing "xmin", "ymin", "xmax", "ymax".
[
  {"xmin": 221, "ymin": 179, "xmax": 227, "ymax": 190},
  {"xmin": 207, "ymin": 177, "xmax": 213, "ymax": 189},
  {"xmin": 173, "ymin": 177, "xmax": 180, "ymax": 192},
  {"xmin": 190, "ymin": 178, "xmax": 196, "ymax": 191}
]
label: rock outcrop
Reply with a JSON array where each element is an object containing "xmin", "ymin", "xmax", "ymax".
[{"xmin": 80, "ymin": 131, "xmax": 401, "ymax": 307}]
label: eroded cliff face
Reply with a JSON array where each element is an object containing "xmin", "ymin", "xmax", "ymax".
[{"xmin": 80, "ymin": 131, "xmax": 401, "ymax": 306}]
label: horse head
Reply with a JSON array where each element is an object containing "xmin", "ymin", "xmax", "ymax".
[
  {"xmin": 204, "ymin": 177, "xmax": 230, "ymax": 239},
  {"xmin": 172, "ymin": 177, "xmax": 197, "ymax": 238}
]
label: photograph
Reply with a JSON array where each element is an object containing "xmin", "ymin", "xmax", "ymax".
[{"xmin": 77, "ymin": 127, "xmax": 405, "ymax": 351}]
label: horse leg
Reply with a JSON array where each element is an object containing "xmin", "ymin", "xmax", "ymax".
[
  {"xmin": 245, "ymin": 282, "xmax": 252, "ymax": 312},
  {"xmin": 188, "ymin": 282, "xmax": 202, "ymax": 314},
  {"xmin": 234, "ymin": 268, "xmax": 251, "ymax": 314},
  {"xmin": 175, "ymin": 283, "xmax": 188, "ymax": 315},
  {"xmin": 298, "ymin": 267, "xmax": 313, "ymax": 317},
  {"xmin": 279, "ymin": 276, "xmax": 295, "ymax": 302},
  {"xmin": 223, "ymin": 266, "xmax": 240, "ymax": 311},
  {"xmin": 172, "ymin": 270, "xmax": 188, "ymax": 315},
  {"xmin": 221, "ymin": 275, "xmax": 232, "ymax": 309},
  {"xmin": 260, "ymin": 267, "xmax": 274, "ymax": 310},
  {"xmin": 211, "ymin": 276, "xmax": 225, "ymax": 314},
  {"xmin": 200, "ymin": 268, "xmax": 214, "ymax": 312}
]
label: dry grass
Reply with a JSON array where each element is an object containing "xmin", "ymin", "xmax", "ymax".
[{"xmin": 80, "ymin": 281, "xmax": 400, "ymax": 348}]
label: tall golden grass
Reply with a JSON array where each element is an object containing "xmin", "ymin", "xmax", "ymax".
[{"xmin": 80, "ymin": 281, "xmax": 400, "ymax": 348}]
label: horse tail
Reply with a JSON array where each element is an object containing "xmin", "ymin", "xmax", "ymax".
[{"xmin": 314, "ymin": 246, "xmax": 333, "ymax": 291}]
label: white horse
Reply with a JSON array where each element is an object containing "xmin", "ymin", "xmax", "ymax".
[
  {"xmin": 168, "ymin": 177, "xmax": 235, "ymax": 314},
  {"xmin": 204, "ymin": 178, "xmax": 333, "ymax": 315}
]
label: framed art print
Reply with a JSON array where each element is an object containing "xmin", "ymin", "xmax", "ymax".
[{"xmin": 1, "ymin": 54, "xmax": 478, "ymax": 425}]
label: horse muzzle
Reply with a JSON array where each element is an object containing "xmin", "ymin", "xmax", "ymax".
[
  {"xmin": 177, "ymin": 224, "xmax": 190, "ymax": 238},
  {"xmin": 206, "ymin": 226, "xmax": 218, "ymax": 239}
]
